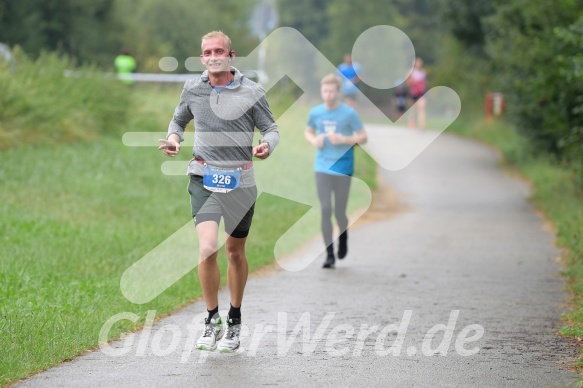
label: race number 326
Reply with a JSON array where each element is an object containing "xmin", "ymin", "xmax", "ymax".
[{"xmin": 212, "ymin": 174, "xmax": 231, "ymax": 185}]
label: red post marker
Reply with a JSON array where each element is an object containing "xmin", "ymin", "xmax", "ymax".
[{"xmin": 486, "ymin": 92, "xmax": 505, "ymax": 123}]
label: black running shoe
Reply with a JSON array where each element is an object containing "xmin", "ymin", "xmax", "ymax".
[
  {"xmin": 337, "ymin": 241, "xmax": 347, "ymax": 259},
  {"xmin": 338, "ymin": 232, "xmax": 348, "ymax": 259},
  {"xmin": 322, "ymin": 253, "xmax": 335, "ymax": 269}
]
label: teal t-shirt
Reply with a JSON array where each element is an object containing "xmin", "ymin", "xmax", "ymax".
[
  {"xmin": 307, "ymin": 103, "xmax": 363, "ymax": 176},
  {"xmin": 337, "ymin": 62, "xmax": 361, "ymax": 95}
]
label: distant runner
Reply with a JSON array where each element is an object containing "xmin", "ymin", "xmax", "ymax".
[{"xmin": 305, "ymin": 74, "xmax": 367, "ymax": 269}]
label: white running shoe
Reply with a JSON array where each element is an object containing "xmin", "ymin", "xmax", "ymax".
[
  {"xmin": 217, "ymin": 316, "xmax": 241, "ymax": 353},
  {"xmin": 196, "ymin": 316, "xmax": 224, "ymax": 351}
]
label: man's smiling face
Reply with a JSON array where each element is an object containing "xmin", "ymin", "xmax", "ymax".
[{"xmin": 200, "ymin": 37, "xmax": 231, "ymax": 74}]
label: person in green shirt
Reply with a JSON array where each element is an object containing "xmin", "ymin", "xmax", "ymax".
[{"xmin": 114, "ymin": 48, "xmax": 137, "ymax": 85}]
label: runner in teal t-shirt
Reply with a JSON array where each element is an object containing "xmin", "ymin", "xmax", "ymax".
[
  {"xmin": 305, "ymin": 74, "xmax": 367, "ymax": 269},
  {"xmin": 337, "ymin": 53, "xmax": 361, "ymax": 108}
]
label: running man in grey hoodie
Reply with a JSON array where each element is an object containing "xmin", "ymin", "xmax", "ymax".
[{"xmin": 158, "ymin": 30, "xmax": 279, "ymax": 352}]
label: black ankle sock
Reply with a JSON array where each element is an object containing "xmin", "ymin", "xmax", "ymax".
[
  {"xmin": 207, "ymin": 306, "xmax": 219, "ymax": 321},
  {"xmin": 228, "ymin": 304, "xmax": 241, "ymax": 321}
]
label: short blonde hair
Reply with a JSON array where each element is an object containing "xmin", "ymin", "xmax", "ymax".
[
  {"xmin": 201, "ymin": 30, "xmax": 232, "ymax": 52},
  {"xmin": 320, "ymin": 73, "xmax": 342, "ymax": 90}
]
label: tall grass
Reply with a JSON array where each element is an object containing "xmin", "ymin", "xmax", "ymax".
[{"xmin": 0, "ymin": 47, "xmax": 132, "ymax": 149}]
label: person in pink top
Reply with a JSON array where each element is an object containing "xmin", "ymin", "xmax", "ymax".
[{"xmin": 406, "ymin": 57, "xmax": 427, "ymax": 129}]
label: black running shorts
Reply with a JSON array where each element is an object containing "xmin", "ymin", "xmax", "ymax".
[{"xmin": 187, "ymin": 175, "xmax": 257, "ymax": 238}]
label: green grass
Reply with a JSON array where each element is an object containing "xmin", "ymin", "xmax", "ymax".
[
  {"xmin": 0, "ymin": 48, "xmax": 132, "ymax": 148},
  {"xmin": 446, "ymin": 115, "xmax": 583, "ymax": 364},
  {"xmin": 0, "ymin": 81, "xmax": 377, "ymax": 385}
]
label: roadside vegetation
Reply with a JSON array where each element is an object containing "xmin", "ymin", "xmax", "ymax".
[
  {"xmin": 0, "ymin": 48, "xmax": 131, "ymax": 149},
  {"xmin": 446, "ymin": 114, "xmax": 583, "ymax": 358},
  {"xmin": 433, "ymin": 1, "xmax": 583, "ymax": 366}
]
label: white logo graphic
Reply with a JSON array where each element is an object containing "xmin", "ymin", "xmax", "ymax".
[
  {"xmin": 120, "ymin": 26, "xmax": 461, "ymax": 304},
  {"xmin": 99, "ymin": 310, "xmax": 483, "ymax": 362}
]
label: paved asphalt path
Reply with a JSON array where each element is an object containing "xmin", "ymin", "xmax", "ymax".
[{"xmin": 18, "ymin": 128, "xmax": 580, "ymax": 387}]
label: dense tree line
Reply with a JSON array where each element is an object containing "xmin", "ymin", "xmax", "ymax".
[
  {"xmin": 1, "ymin": 0, "xmax": 581, "ymax": 162},
  {"xmin": 277, "ymin": 0, "xmax": 438, "ymax": 105},
  {"xmin": 278, "ymin": 0, "xmax": 440, "ymax": 67},
  {"xmin": 0, "ymin": 0, "xmax": 259, "ymax": 71},
  {"xmin": 279, "ymin": 0, "xmax": 582, "ymax": 164},
  {"xmin": 1, "ymin": 0, "xmax": 122, "ymax": 66},
  {"xmin": 443, "ymin": 0, "xmax": 583, "ymax": 164}
]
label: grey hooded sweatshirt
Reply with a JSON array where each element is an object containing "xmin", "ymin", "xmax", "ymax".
[{"xmin": 167, "ymin": 66, "xmax": 279, "ymax": 188}]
